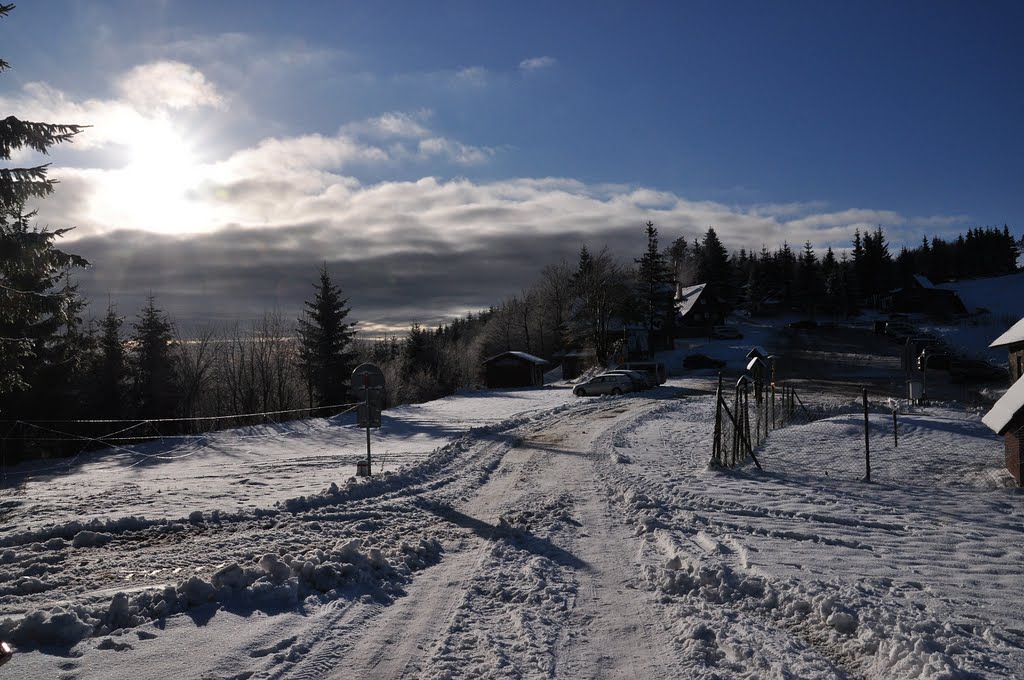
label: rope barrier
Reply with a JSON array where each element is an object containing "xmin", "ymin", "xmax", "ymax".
[
  {"xmin": 0, "ymin": 401, "xmax": 361, "ymax": 426},
  {"xmin": 0, "ymin": 402, "xmax": 364, "ymax": 478}
]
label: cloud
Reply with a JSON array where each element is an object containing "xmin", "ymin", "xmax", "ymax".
[
  {"xmin": 51, "ymin": 165, "xmax": 970, "ymax": 333},
  {"xmin": 519, "ymin": 56, "xmax": 556, "ymax": 72},
  {"xmin": 343, "ymin": 111, "xmax": 434, "ymax": 140},
  {"xmin": 14, "ymin": 60, "xmax": 971, "ymax": 332},
  {"xmin": 115, "ymin": 61, "xmax": 226, "ymax": 112},
  {"xmin": 454, "ymin": 66, "xmax": 487, "ymax": 87}
]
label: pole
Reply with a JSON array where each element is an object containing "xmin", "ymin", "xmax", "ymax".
[
  {"xmin": 364, "ymin": 375, "xmax": 372, "ymax": 476},
  {"xmin": 712, "ymin": 373, "xmax": 723, "ymax": 464},
  {"xmin": 863, "ymin": 387, "xmax": 871, "ymax": 482},
  {"xmin": 893, "ymin": 408, "xmax": 898, "ymax": 448},
  {"xmin": 921, "ymin": 350, "xmax": 928, "ymax": 400}
]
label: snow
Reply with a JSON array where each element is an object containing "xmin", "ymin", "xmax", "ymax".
[
  {"xmin": 990, "ymin": 317, "xmax": 1024, "ymax": 349},
  {"xmin": 484, "ymin": 351, "xmax": 551, "ymax": 365},
  {"xmin": 2, "ymin": 304, "xmax": 1024, "ymax": 678},
  {"xmin": 982, "ymin": 376, "xmax": 1024, "ymax": 434},
  {"xmin": 913, "ymin": 274, "xmax": 936, "ymax": 289},
  {"xmin": 675, "ymin": 283, "xmax": 707, "ymax": 317}
]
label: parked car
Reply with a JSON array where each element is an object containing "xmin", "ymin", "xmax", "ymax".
[
  {"xmin": 885, "ymin": 321, "xmax": 916, "ymax": 337},
  {"xmin": 603, "ymin": 369, "xmax": 651, "ymax": 390},
  {"xmin": 948, "ymin": 360, "xmax": 1007, "ymax": 383},
  {"xmin": 917, "ymin": 348, "xmax": 952, "ymax": 370},
  {"xmin": 683, "ymin": 353, "xmax": 726, "ymax": 370},
  {"xmin": 572, "ymin": 373, "xmax": 633, "ymax": 396},
  {"xmin": 622, "ymin": 361, "xmax": 668, "ymax": 385},
  {"xmin": 712, "ymin": 325, "xmax": 743, "ymax": 339}
]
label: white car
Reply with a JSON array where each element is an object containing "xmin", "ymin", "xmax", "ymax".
[{"xmin": 572, "ymin": 373, "xmax": 633, "ymax": 396}]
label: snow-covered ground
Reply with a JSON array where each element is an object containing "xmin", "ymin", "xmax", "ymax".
[{"xmin": 2, "ymin": 370, "xmax": 1021, "ymax": 679}]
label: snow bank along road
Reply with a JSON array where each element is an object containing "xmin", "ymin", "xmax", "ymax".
[{"xmin": 3, "ymin": 382, "xmax": 1024, "ymax": 679}]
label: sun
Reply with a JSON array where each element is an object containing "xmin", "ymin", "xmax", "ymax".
[{"xmin": 92, "ymin": 115, "xmax": 216, "ymax": 235}]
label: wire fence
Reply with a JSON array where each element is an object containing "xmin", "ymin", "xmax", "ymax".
[
  {"xmin": 711, "ymin": 375, "xmax": 1011, "ymax": 487},
  {"xmin": 0, "ymin": 401, "xmax": 361, "ymax": 476}
]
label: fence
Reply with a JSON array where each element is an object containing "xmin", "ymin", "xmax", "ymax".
[
  {"xmin": 0, "ymin": 401, "xmax": 360, "ymax": 476},
  {"xmin": 710, "ymin": 375, "xmax": 1009, "ymax": 487}
]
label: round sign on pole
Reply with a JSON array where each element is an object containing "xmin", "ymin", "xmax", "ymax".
[{"xmin": 351, "ymin": 363, "xmax": 386, "ymax": 393}]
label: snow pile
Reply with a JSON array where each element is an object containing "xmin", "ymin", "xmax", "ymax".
[{"xmin": 0, "ymin": 532, "xmax": 444, "ymax": 647}]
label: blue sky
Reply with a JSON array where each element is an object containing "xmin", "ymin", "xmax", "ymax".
[{"xmin": 3, "ymin": 1, "xmax": 1021, "ymax": 331}]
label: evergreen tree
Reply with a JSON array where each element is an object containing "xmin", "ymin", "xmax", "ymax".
[
  {"xmin": 130, "ymin": 296, "xmax": 178, "ymax": 419},
  {"xmin": 92, "ymin": 302, "xmax": 127, "ymax": 417},
  {"xmin": 297, "ymin": 264, "xmax": 356, "ymax": 409},
  {"xmin": 0, "ymin": 5, "xmax": 88, "ymax": 398},
  {"xmin": 796, "ymin": 241, "xmax": 820, "ymax": 314},
  {"xmin": 634, "ymin": 221, "xmax": 675, "ymax": 349},
  {"xmin": 696, "ymin": 227, "xmax": 733, "ymax": 301}
]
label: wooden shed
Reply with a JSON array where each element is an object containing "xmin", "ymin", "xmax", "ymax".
[
  {"xmin": 884, "ymin": 275, "xmax": 967, "ymax": 318},
  {"xmin": 982, "ymin": 377, "xmax": 1024, "ymax": 486},
  {"xmin": 990, "ymin": 317, "xmax": 1024, "ymax": 384},
  {"xmin": 482, "ymin": 351, "xmax": 551, "ymax": 388}
]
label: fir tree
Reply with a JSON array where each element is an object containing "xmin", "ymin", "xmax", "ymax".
[
  {"xmin": 297, "ymin": 264, "xmax": 356, "ymax": 409},
  {"xmin": 0, "ymin": 5, "xmax": 88, "ymax": 398},
  {"xmin": 92, "ymin": 302, "xmax": 127, "ymax": 417},
  {"xmin": 130, "ymin": 296, "xmax": 178, "ymax": 420},
  {"xmin": 634, "ymin": 221, "xmax": 675, "ymax": 350}
]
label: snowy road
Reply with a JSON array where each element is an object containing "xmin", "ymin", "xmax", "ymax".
[{"xmin": 3, "ymin": 381, "xmax": 1023, "ymax": 679}]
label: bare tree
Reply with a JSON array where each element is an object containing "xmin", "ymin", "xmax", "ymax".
[{"xmin": 174, "ymin": 324, "xmax": 221, "ymax": 427}]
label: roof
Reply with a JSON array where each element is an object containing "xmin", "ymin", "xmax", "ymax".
[
  {"xmin": 481, "ymin": 351, "xmax": 551, "ymax": 366},
  {"xmin": 990, "ymin": 317, "xmax": 1024, "ymax": 349},
  {"xmin": 982, "ymin": 377, "xmax": 1024, "ymax": 435},
  {"xmin": 746, "ymin": 346, "xmax": 768, "ymax": 359},
  {"xmin": 913, "ymin": 274, "xmax": 935, "ymax": 289},
  {"xmin": 746, "ymin": 357, "xmax": 767, "ymax": 371},
  {"xmin": 675, "ymin": 283, "xmax": 706, "ymax": 317}
]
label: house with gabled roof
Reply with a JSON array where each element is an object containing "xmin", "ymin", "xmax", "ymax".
[
  {"xmin": 883, "ymin": 274, "xmax": 967, "ymax": 317},
  {"xmin": 675, "ymin": 282, "xmax": 729, "ymax": 337},
  {"xmin": 982, "ymin": 377, "xmax": 1024, "ymax": 486},
  {"xmin": 990, "ymin": 317, "xmax": 1024, "ymax": 384},
  {"xmin": 481, "ymin": 351, "xmax": 551, "ymax": 388}
]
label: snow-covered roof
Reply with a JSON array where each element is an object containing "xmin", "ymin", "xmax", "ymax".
[
  {"xmin": 746, "ymin": 346, "xmax": 768, "ymax": 359},
  {"xmin": 982, "ymin": 377, "xmax": 1024, "ymax": 435},
  {"xmin": 746, "ymin": 357, "xmax": 766, "ymax": 371},
  {"xmin": 675, "ymin": 283, "xmax": 706, "ymax": 317},
  {"xmin": 482, "ymin": 351, "xmax": 550, "ymax": 366},
  {"xmin": 990, "ymin": 317, "xmax": 1024, "ymax": 349},
  {"xmin": 913, "ymin": 274, "xmax": 935, "ymax": 289}
]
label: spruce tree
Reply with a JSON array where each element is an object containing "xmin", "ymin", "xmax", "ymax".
[
  {"xmin": 131, "ymin": 296, "xmax": 178, "ymax": 420},
  {"xmin": 93, "ymin": 303, "xmax": 127, "ymax": 417},
  {"xmin": 1, "ymin": 4, "xmax": 88, "ymax": 399},
  {"xmin": 634, "ymin": 221, "xmax": 675, "ymax": 350},
  {"xmin": 297, "ymin": 264, "xmax": 356, "ymax": 409}
]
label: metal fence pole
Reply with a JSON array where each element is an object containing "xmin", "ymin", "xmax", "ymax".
[
  {"xmin": 893, "ymin": 408, "xmax": 898, "ymax": 448},
  {"xmin": 863, "ymin": 387, "xmax": 871, "ymax": 482}
]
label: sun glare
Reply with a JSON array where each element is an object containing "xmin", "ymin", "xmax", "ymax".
[{"xmin": 93, "ymin": 116, "xmax": 215, "ymax": 235}]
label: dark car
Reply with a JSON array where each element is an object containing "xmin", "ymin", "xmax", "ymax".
[
  {"xmin": 917, "ymin": 349, "xmax": 952, "ymax": 370},
  {"xmin": 948, "ymin": 360, "xmax": 1007, "ymax": 383},
  {"xmin": 683, "ymin": 353, "xmax": 726, "ymax": 370}
]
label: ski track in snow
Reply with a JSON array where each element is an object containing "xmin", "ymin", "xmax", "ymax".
[{"xmin": 2, "ymin": 381, "xmax": 1023, "ymax": 678}]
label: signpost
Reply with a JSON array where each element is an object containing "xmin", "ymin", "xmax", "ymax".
[{"xmin": 351, "ymin": 363, "xmax": 385, "ymax": 476}]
